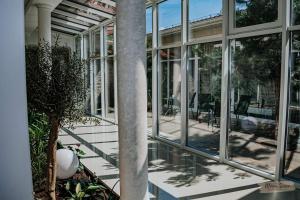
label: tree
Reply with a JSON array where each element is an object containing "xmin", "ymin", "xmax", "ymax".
[{"xmin": 26, "ymin": 41, "xmax": 88, "ymax": 199}]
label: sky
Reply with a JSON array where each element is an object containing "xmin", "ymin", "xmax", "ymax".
[{"xmin": 146, "ymin": 0, "xmax": 222, "ymax": 33}]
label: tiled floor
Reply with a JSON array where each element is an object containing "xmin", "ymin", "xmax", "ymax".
[{"xmin": 59, "ymin": 120, "xmax": 300, "ymax": 200}]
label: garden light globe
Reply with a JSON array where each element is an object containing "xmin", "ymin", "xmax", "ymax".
[{"xmin": 56, "ymin": 149, "xmax": 79, "ymax": 179}]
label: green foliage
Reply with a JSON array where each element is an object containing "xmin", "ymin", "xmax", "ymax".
[
  {"xmin": 26, "ymin": 41, "xmax": 88, "ymax": 126},
  {"xmin": 64, "ymin": 181, "xmax": 107, "ymax": 200},
  {"xmin": 28, "ymin": 111, "xmax": 49, "ymax": 188},
  {"xmin": 235, "ymin": 0, "xmax": 278, "ymax": 27},
  {"xmin": 293, "ymin": 0, "xmax": 300, "ymax": 25},
  {"xmin": 190, "ymin": 43, "xmax": 222, "ymax": 101}
]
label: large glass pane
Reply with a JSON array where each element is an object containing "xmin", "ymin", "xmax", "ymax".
[
  {"xmin": 105, "ymin": 23, "xmax": 114, "ymax": 56},
  {"xmin": 106, "ymin": 57, "xmax": 115, "ymax": 120},
  {"xmin": 95, "ymin": 59, "xmax": 102, "ymax": 115},
  {"xmin": 188, "ymin": 0, "xmax": 222, "ymax": 40},
  {"xmin": 187, "ymin": 42, "xmax": 222, "ymax": 155},
  {"xmin": 75, "ymin": 36, "xmax": 81, "ymax": 57},
  {"xmin": 285, "ymin": 31, "xmax": 300, "ymax": 180},
  {"xmin": 83, "ymin": 34, "xmax": 91, "ymax": 113},
  {"xmin": 147, "ymin": 51, "xmax": 153, "ymax": 129},
  {"xmin": 94, "ymin": 30, "xmax": 100, "ymax": 57},
  {"xmin": 234, "ymin": 0, "xmax": 278, "ymax": 28},
  {"xmin": 158, "ymin": 0, "xmax": 181, "ymax": 46},
  {"xmin": 292, "ymin": 0, "xmax": 300, "ymax": 25},
  {"xmin": 229, "ymin": 34, "xmax": 282, "ymax": 173},
  {"xmin": 159, "ymin": 47, "xmax": 181, "ymax": 143},
  {"xmin": 146, "ymin": 7, "xmax": 153, "ymax": 49},
  {"xmin": 83, "ymin": 34, "xmax": 90, "ymax": 59}
]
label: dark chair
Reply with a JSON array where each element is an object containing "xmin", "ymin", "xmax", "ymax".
[
  {"xmin": 211, "ymin": 99, "xmax": 221, "ymax": 127},
  {"xmin": 188, "ymin": 92, "xmax": 197, "ymax": 119},
  {"xmin": 234, "ymin": 95, "xmax": 251, "ymax": 124}
]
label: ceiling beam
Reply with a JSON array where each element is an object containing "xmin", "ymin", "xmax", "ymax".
[
  {"xmin": 96, "ymin": 0, "xmax": 116, "ymax": 7},
  {"xmin": 53, "ymin": 9, "xmax": 100, "ymax": 25},
  {"xmin": 52, "ymin": 17, "xmax": 89, "ymax": 30},
  {"xmin": 51, "ymin": 24, "xmax": 81, "ymax": 34},
  {"xmin": 61, "ymin": 0, "xmax": 113, "ymax": 19}
]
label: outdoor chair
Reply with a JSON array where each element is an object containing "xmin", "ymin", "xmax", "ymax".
[
  {"xmin": 188, "ymin": 92, "xmax": 197, "ymax": 119},
  {"xmin": 234, "ymin": 95, "xmax": 251, "ymax": 126}
]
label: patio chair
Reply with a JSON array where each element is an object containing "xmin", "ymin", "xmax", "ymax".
[
  {"xmin": 188, "ymin": 92, "xmax": 197, "ymax": 119},
  {"xmin": 234, "ymin": 95, "xmax": 251, "ymax": 125},
  {"xmin": 210, "ymin": 99, "xmax": 221, "ymax": 127}
]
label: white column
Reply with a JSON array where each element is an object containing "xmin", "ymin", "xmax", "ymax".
[
  {"xmin": 116, "ymin": 0, "xmax": 148, "ymax": 199},
  {"xmin": 0, "ymin": 0, "xmax": 33, "ymax": 199},
  {"xmin": 37, "ymin": 3, "xmax": 52, "ymax": 43}
]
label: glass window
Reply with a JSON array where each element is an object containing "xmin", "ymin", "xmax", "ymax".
[
  {"xmin": 106, "ymin": 57, "xmax": 115, "ymax": 120},
  {"xmin": 228, "ymin": 33, "xmax": 282, "ymax": 173},
  {"xmin": 234, "ymin": 0, "xmax": 278, "ymax": 28},
  {"xmin": 95, "ymin": 59, "xmax": 102, "ymax": 115},
  {"xmin": 159, "ymin": 47, "xmax": 181, "ymax": 143},
  {"xmin": 292, "ymin": 0, "xmax": 300, "ymax": 25},
  {"xmin": 158, "ymin": 0, "xmax": 182, "ymax": 46},
  {"xmin": 75, "ymin": 36, "xmax": 81, "ymax": 57},
  {"xmin": 146, "ymin": 7, "xmax": 153, "ymax": 49},
  {"xmin": 83, "ymin": 34, "xmax": 90, "ymax": 59},
  {"xmin": 285, "ymin": 31, "xmax": 300, "ymax": 180},
  {"xmin": 187, "ymin": 41, "xmax": 222, "ymax": 155},
  {"xmin": 188, "ymin": 0, "xmax": 222, "ymax": 40},
  {"xmin": 147, "ymin": 51, "xmax": 153, "ymax": 129},
  {"xmin": 94, "ymin": 30, "xmax": 100, "ymax": 56},
  {"xmin": 105, "ymin": 23, "xmax": 114, "ymax": 56}
]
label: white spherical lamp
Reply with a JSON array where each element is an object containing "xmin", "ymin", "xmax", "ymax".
[{"xmin": 56, "ymin": 149, "xmax": 79, "ymax": 179}]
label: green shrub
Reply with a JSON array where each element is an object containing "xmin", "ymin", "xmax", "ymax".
[{"xmin": 28, "ymin": 111, "xmax": 49, "ymax": 188}]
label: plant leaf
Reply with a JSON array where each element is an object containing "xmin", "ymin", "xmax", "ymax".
[
  {"xmin": 65, "ymin": 181, "xmax": 70, "ymax": 191},
  {"xmin": 75, "ymin": 183, "xmax": 81, "ymax": 194}
]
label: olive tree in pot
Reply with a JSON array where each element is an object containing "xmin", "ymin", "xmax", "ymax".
[{"xmin": 26, "ymin": 41, "xmax": 88, "ymax": 199}]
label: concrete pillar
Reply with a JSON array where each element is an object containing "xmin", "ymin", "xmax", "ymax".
[
  {"xmin": 37, "ymin": 3, "xmax": 52, "ymax": 43},
  {"xmin": 0, "ymin": 0, "xmax": 33, "ymax": 199},
  {"xmin": 35, "ymin": 0, "xmax": 63, "ymax": 44},
  {"xmin": 116, "ymin": 0, "xmax": 148, "ymax": 199}
]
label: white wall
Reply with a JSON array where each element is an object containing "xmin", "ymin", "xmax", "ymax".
[{"xmin": 0, "ymin": 0, "xmax": 33, "ymax": 199}]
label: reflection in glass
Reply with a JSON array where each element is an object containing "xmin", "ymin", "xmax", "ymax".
[
  {"xmin": 106, "ymin": 57, "xmax": 115, "ymax": 120},
  {"xmin": 285, "ymin": 31, "xmax": 300, "ymax": 180},
  {"xmin": 83, "ymin": 34, "xmax": 90, "ymax": 59},
  {"xmin": 105, "ymin": 23, "xmax": 114, "ymax": 56},
  {"xmin": 94, "ymin": 30, "xmax": 100, "ymax": 56},
  {"xmin": 147, "ymin": 51, "xmax": 153, "ymax": 128},
  {"xmin": 187, "ymin": 42, "xmax": 222, "ymax": 155},
  {"xmin": 83, "ymin": 34, "xmax": 91, "ymax": 113},
  {"xmin": 292, "ymin": 0, "xmax": 300, "ymax": 25},
  {"xmin": 95, "ymin": 59, "xmax": 102, "ymax": 115},
  {"xmin": 188, "ymin": 0, "xmax": 222, "ymax": 40},
  {"xmin": 235, "ymin": 0, "xmax": 278, "ymax": 28},
  {"xmin": 158, "ymin": 0, "xmax": 181, "ymax": 46},
  {"xmin": 159, "ymin": 47, "xmax": 181, "ymax": 143},
  {"xmin": 75, "ymin": 36, "xmax": 81, "ymax": 57},
  {"xmin": 229, "ymin": 34, "xmax": 281, "ymax": 173},
  {"xmin": 146, "ymin": 7, "xmax": 153, "ymax": 49}
]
